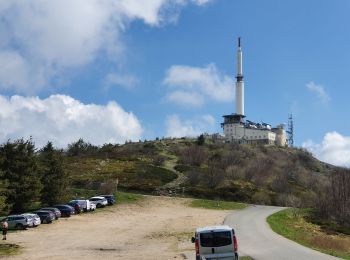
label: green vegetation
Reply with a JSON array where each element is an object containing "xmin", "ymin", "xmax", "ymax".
[
  {"xmin": 39, "ymin": 142, "xmax": 68, "ymax": 206},
  {"xmin": 116, "ymin": 191, "xmax": 144, "ymax": 204},
  {"xmin": 267, "ymin": 209, "xmax": 350, "ymax": 259},
  {"xmin": 0, "ymin": 243, "xmax": 21, "ymax": 256},
  {"xmin": 0, "ymin": 139, "xmax": 42, "ymax": 213},
  {"xmin": 239, "ymin": 257, "xmax": 254, "ymax": 260},
  {"xmin": 191, "ymin": 198, "xmax": 247, "ymax": 210},
  {"xmin": 65, "ymin": 188, "xmax": 144, "ymax": 205},
  {"xmin": 0, "ymin": 136, "xmax": 349, "ymax": 245}
]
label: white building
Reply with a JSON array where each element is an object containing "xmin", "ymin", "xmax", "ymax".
[{"xmin": 222, "ymin": 38, "xmax": 287, "ymax": 146}]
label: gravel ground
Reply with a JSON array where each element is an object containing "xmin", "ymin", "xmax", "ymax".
[{"xmin": 8, "ymin": 196, "xmax": 229, "ymax": 260}]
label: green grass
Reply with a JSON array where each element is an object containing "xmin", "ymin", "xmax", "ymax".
[
  {"xmin": 190, "ymin": 199, "xmax": 247, "ymax": 210},
  {"xmin": 116, "ymin": 191, "xmax": 144, "ymax": 204},
  {"xmin": 239, "ymin": 257, "xmax": 254, "ymax": 260},
  {"xmin": 0, "ymin": 243, "xmax": 21, "ymax": 256},
  {"xmin": 267, "ymin": 209, "xmax": 350, "ymax": 259},
  {"xmin": 66, "ymin": 188, "xmax": 144, "ymax": 205}
]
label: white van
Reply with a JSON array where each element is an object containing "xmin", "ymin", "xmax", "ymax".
[{"xmin": 191, "ymin": 225, "xmax": 238, "ymax": 260}]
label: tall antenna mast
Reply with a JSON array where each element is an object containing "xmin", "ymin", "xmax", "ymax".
[{"xmin": 287, "ymin": 114, "xmax": 294, "ymax": 147}]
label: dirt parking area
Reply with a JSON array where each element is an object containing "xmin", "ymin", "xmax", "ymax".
[{"xmin": 8, "ymin": 196, "xmax": 230, "ymax": 260}]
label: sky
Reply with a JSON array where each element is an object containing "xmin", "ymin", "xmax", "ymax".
[{"xmin": 0, "ymin": 0, "xmax": 349, "ymax": 167}]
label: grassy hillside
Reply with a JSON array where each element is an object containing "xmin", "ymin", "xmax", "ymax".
[
  {"xmin": 63, "ymin": 138, "xmax": 333, "ymax": 208},
  {"xmin": 268, "ymin": 209, "xmax": 350, "ymax": 259}
]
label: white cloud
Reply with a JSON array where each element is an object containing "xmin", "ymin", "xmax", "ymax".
[
  {"xmin": 163, "ymin": 63, "xmax": 234, "ymax": 107},
  {"xmin": 306, "ymin": 81, "xmax": 330, "ymax": 104},
  {"xmin": 104, "ymin": 73, "xmax": 139, "ymax": 89},
  {"xmin": 165, "ymin": 114, "xmax": 216, "ymax": 137},
  {"xmin": 0, "ymin": 95, "xmax": 142, "ymax": 148},
  {"xmin": 165, "ymin": 90, "xmax": 204, "ymax": 107},
  {"xmin": 302, "ymin": 132, "xmax": 350, "ymax": 167},
  {"xmin": 0, "ymin": 0, "xmax": 213, "ymax": 93}
]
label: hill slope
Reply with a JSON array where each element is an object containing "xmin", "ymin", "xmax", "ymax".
[{"xmin": 65, "ymin": 138, "xmax": 333, "ymax": 207}]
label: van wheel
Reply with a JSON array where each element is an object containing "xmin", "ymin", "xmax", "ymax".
[{"xmin": 15, "ymin": 224, "xmax": 24, "ymax": 230}]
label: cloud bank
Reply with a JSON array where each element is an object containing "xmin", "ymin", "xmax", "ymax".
[
  {"xmin": 0, "ymin": 0, "xmax": 213, "ymax": 93},
  {"xmin": 0, "ymin": 95, "xmax": 142, "ymax": 148},
  {"xmin": 302, "ymin": 131, "xmax": 350, "ymax": 167},
  {"xmin": 163, "ymin": 63, "xmax": 234, "ymax": 107}
]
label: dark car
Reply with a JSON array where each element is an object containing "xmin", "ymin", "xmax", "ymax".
[
  {"xmin": 68, "ymin": 201, "xmax": 82, "ymax": 214},
  {"xmin": 40, "ymin": 207, "xmax": 61, "ymax": 220},
  {"xmin": 33, "ymin": 211, "xmax": 55, "ymax": 224},
  {"xmin": 99, "ymin": 195, "xmax": 116, "ymax": 205},
  {"xmin": 53, "ymin": 205, "xmax": 75, "ymax": 217}
]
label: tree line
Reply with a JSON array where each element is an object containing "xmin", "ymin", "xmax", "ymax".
[{"xmin": 0, "ymin": 139, "xmax": 67, "ymax": 214}]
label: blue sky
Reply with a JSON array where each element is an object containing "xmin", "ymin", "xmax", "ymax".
[{"xmin": 0, "ymin": 0, "xmax": 349, "ymax": 166}]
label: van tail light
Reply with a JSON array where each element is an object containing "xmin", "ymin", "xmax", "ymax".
[
  {"xmin": 195, "ymin": 239, "xmax": 199, "ymax": 255},
  {"xmin": 233, "ymin": 235, "xmax": 238, "ymax": 252}
]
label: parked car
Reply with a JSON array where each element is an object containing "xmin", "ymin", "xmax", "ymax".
[
  {"xmin": 2, "ymin": 215, "xmax": 31, "ymax": 230},
  {"xmin": 40, "ymin": 207, "xmax": 61, "ymax": 220},
  {"xmin": 191, "ymin": 225, "xmax": 238, "ymax": 260},
  {"xmin": 90, "ymin": 202, "xmax": 96, "ymax": 211},
  {"xmin": 89, "ymin": 196, "xmax": 108, "ymax": 208},
  {"xmin": 69, "ymin": 200, "xmax": 94, "ymax": 212},
  {"xmin": 99, "ymin": 195, "xmax": 116, "ymax": 205},
  {"xmin": 33, "ymin": 211, "xmax": 55, "ymax": 224},
  {"xmin": 68, "ymin": 201, "xmax": 82, "ymax": 214},
  {"xmin": 22, "ymin": 213, "xmax": 41, "ymax": 227},
  {"xmin": 53, "ymin": 205, "xmax": 75, "ymax": 217}
]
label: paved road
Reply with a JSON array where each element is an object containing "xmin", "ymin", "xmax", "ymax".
[{"xmin": 224, "ymin": 205, "xmax": 340, "ymax": 260}]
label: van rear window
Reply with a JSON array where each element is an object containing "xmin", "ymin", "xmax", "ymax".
[{"xmin": 200, "ymin": 231, "xmax": 232, "ymax": 247}]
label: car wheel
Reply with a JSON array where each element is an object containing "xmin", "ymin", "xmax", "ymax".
[
  {"xmin": 15, "ymin": 224, "xmax": 24, "ymax": 230},
  {"xmin": 97, "ymin": 203, "xmax": 102, "ymax": 208}
]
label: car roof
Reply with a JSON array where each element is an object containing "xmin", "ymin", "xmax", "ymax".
[
  {"xmin": 196, "ymin": 225, "xmax": 233, "ymax": 233},
  {"xmin": 7, "ymin": 215, "xmax": 24, "ymax": 217},
  {"xmin": 90, "ymin": 196, "xmax": 105, "ymax": 199}
]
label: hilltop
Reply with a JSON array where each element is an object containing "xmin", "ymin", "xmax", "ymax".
[{"xmin": 65, "ymin": 138, "xmax": 334, "ymax": 208}]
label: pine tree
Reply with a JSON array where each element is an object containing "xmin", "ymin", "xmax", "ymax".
[
  {"xmin": 39, "ymin": 142, "xmax": 68, "ymax": 206},
  {"xmin": 197, "ymin": 134, "xmax": 205, "ymax": 146},
  {"xmin": 0, "ymin": 139, "xmax": 42, "ymax": 213},
  {"xmin": 0, "ymin": 170, "xmax": 9, "ymax": 214}
]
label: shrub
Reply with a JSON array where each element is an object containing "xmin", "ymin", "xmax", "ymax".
[{"xmin": 252, "ymin": 191, "xmax": 272, "ymax": 205}]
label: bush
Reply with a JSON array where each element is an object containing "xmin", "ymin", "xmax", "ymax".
[{"xmin": 252, "ymin": 191, "xmax": 272, "ymax": 205}]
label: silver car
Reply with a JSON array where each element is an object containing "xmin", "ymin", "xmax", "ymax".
[
  {"xmin": 22, "ymin": 213, "xmax": 41, "ymax": 227},
  {"xmin": 2, "ymin": 215, "xmax": 32, "ymax": 230},
  {"xmin": 192, "ymin": 225, "xmax": 239, "ymax": 260},
  {"xmin": 89, "ymin": 196, "xmax": 108, "ymax": 208}
]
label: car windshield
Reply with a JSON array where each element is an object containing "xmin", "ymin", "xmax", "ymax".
[{"xmin": 200, "ymin": 231, "xmax": 232, "ymax": 247}]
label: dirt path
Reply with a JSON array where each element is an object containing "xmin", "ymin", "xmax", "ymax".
[{"xmin": 7, "ymin": 196, "xmax": 229, "ymax": 260}]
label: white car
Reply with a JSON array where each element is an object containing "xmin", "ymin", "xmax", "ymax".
[
  {"xmin": 22, "ymin": 213, "xmax": 41, "ymax": 227},
  {"xmin": 90, "ymin": 202, "xmax": 96, "ymax": 211},
  {"xmin": 89, "ymin": 196, "xmax": 108, "ymax": 208},
  {"xmin": 192, "ymin": 225, "xmax": 238, "ymax": 260}
]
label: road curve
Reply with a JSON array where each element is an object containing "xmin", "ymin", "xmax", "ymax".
[{"xmin": 224, "ymin": 205, "xmax": 340, "ymax": 260}]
